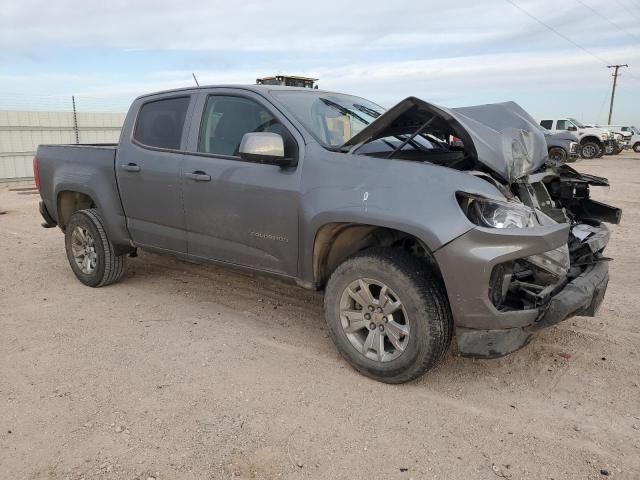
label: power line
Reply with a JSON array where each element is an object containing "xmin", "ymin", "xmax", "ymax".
[
  {"xmin": 505, "ymin": 0, "xmax": 640, "ymax": 84},
  {"xmin": 614, "ymin": 0, "xmax": 640, "ymax": 22},
  {"xmin": 504, "ymin": 0, "xmax": 608, "ymax": 64},
  {"xmin": 574, "ymin": 0, "xmax": 640, "ymax": 41}
]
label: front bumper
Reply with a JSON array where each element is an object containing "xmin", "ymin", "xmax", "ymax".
[
  {"xmin": 455, "ymin": 262, "xmax": 608, "ymax": 358},
  {"xmin": 434, "ymin": 223, "xmax": 610, "ymax": 358}
]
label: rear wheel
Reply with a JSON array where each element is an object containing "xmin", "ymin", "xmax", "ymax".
[
  {"xmin": 324, "ymin": 248, "xmax": 452, "ymax": 384},
  {"xmin": 65, "ymin": 209, "xmax": 126, "ymax": 287},
  {"xmin": 580, "ymin": 142, "xmax": 599, "ymax": 159},
  {"xmin": 548, "ymin": 147, "xmax": 567, "ymax": 163}
]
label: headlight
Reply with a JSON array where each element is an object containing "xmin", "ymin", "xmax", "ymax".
[
  {"xmin": 600, "ymin": 133, "xmax": 608, "ymax": 141},
  {"xmin": 457, "ymin": 193, "xmax": 536, "ymax": 228}
]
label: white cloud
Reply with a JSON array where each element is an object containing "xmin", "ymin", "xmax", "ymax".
[
  {"xmin": 1, "ymin": 0, "xmax": 636, "ymax": 52},
  {"xmin": 0, "ymin": 0, "xmax": 638, "ymax": 122}
]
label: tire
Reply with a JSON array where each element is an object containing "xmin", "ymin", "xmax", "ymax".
[
  {"xmin": 634, "ymin": 142, "xmax": 640, "ymax": 153},
  {"xmin": 595, "ymin": 145, "xmax": 604, "ymax": 158},
  {"xmin": 323, "ymin": 248, "xmax": 452, "ymax": 384},
  {"xmin": 64, "ymin": 209, "xmax": 126, "ymax": 287},
  {"xmin": 604, "ymin": 143, "xmax": 615, "ymax": 155},
  {"xmin": 548, "ymin": 147, "xmax": 567, "ymax": 163},
  {"xmin": 580, "ymin": 142, "xmax": 599, "ymax": 159},
  {"xmin": 580, "ymin": 142, "xmax": 602, "ymax": 159}
]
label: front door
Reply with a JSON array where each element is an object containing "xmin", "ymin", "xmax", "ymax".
[
  {"xmin": 116, "ymin": 95, "xmax": 193, "ymax": 252},
  {"xmin": 181, "ymin": 91, "xmax": 301, "ymax": 277}
]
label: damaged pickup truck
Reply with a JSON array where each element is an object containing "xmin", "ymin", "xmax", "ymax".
[{"xmin": 34, "ymin": 86, "xmax": 621, "ymax": 383}]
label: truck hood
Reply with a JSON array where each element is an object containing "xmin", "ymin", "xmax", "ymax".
[{"xmin": 341, "ymin": 97, "xmax": 547, "ymax": 183}]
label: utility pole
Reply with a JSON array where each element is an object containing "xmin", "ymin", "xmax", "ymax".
[
  {"xmin": 71, "ymin": 96, "xmax": 79, "ymax": 144},
  {"xmin": 607, "ymin": 64, "xmax": 628, "ymax": 124}
]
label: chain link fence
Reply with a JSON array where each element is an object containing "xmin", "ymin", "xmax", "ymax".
[{"xmin": 0, "ymin": 95, "xmax": 129, "ymax": 181}]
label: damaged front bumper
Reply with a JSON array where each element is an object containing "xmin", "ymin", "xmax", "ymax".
[{"xmin": 434, "ymin": 222, "xmax": 611, "ymax": 359}]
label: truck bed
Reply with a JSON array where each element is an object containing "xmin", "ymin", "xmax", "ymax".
[{"xmin": 35, "ymin": 143, "xmax": 128, "ymax": 244}]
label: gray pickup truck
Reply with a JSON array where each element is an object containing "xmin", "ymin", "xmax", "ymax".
[{"xmin": 35, "ymin": 85, "xmax": 621, "ymax": 383}]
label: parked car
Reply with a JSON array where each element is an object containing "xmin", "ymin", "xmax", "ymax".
[
  {"xmin": 541, "ymin": 127, "xmax": 579, "ymax": 162},
  {"xmin": 539, "ymin": 118, "xmax": 614, "ymax": 159},
  {"xmin": 34, "ymin": 86, "xmax": 621, "ymax": 383},
  {"xmin": 595, "ymin": 124, "xmax": 640, "ymax": 152}
]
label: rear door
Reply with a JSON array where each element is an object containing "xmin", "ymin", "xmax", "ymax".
[
  {"xmin": 180, "ymin": 89, "xmax": 302, "ymax": 277},
  {"xmin": 116, "ymin": 95, "xmax": 194, "ymax": 252}
]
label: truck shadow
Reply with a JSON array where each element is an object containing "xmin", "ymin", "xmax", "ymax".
[{"xmin": 123, "ymin": 250, "xmax": 595, "ymax": 389}]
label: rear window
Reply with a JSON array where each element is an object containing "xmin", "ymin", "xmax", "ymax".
[{"xmin": 133, "ymin": 96, "xmax": 190, "ymax": 150}]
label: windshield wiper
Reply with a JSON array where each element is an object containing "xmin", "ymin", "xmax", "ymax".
[{"xmin": 319, "ymin": 98, "xmax": 370, "ymax": 126}]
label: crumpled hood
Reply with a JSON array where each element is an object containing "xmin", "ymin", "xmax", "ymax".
[{"xmin": 341, "ymin": 96, "xmax": 547, "ymax": 183}]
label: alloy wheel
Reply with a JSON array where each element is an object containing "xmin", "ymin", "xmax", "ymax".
[
  {"xmin": 70, "ymin": 226, "xmax": 97, "ymax": 274},
  {"xmin": 339, "ymin": 278, "xmax": 410, "ymax": 362}
]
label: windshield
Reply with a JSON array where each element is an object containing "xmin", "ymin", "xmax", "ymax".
[
  {"xmin": 271, "ymin": 90, "xmax": 385, "ymax": 147},
  {"xmin": 568, "ymin": 117, "xmax": 586, "ymax": 128}
]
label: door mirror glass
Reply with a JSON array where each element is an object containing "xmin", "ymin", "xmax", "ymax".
[
  {"xmin": 567, "ymin": 125, "xmax": 577, "ymax": 131},
  {"xmin": 239, "ymin": 132, "xmax": 293, "ymax": 166}
]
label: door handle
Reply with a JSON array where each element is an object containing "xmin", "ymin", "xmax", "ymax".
[
  {"xmin": 184, "ymin": 171, "xmax": 211, "ymax": 182},
  {"xmin": 121, "ymin": 163, "xmax": 141, "ymax": 172}
]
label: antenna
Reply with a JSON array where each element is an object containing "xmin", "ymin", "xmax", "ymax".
[{"xmin": 192, "ymin": 73, "xmax": 200, "ymax": 86}]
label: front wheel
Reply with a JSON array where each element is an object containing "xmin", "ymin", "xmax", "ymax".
[
  {"xmin": 324, "ymin": 248, "xmax": 452, "ymax": 384},
  {"xmin": 580, "ymin": 142, "xmax": 599, "ymax": 159},
  {"xmin": 548, "ymin": 147, "xmax": 567, "ymax": 163},
  {"xmin": 65, "ymin": 209, "xmax": 126, "ymax": 287},
  {"xmin": 634, "ymin": 142, "xmax": 640, "ymax": 153},
  {"xmin": 604, "ymin": 142, "xmax": 615, "ymax": 155}
]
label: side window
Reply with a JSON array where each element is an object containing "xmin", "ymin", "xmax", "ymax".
[
  {"xmin": 198, "ymin": 95, "xmax": 293, "ymax": 157},
  {"xmin": 540, "ymin": 120, "xmax": 553, "ymax": 129},
  {"xmin": 556, "ymin": 120, "xmax": 570, "ymax": 130},
  {"xmin": 133, "ymin": 97, "xmax": 190, "ymax": 150}
]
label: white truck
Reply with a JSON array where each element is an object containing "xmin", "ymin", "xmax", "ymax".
[
  {"xmin": 539, "ymin": 118, "xmax": 614, "ymax": 159},
  {"xmin": 596, "ymin": 124, "xmax": 640, "ymax": 153}
]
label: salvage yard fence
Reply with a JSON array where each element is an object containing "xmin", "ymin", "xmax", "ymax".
[{"xmin": 0, "ymin": 95, "xmax": 127, "ymax": 181}]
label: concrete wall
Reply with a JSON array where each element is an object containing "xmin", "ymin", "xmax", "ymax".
[{"xmin": 0, "ymin": 110, "xmax": 125, "ymax": 180}]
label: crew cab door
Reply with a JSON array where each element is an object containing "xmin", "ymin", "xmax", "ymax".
[
  {"xmin": 116, "ymin": 95, "xmax": 194, "ymax": 252},
  {"xmin": 181, "ymin": 90, "xmax": 302, "ymax": 277}
]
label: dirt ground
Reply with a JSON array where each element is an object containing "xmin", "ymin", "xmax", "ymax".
[{"xmin": 1, "ymin": 152, "xmax": 639, "ymax": 480}]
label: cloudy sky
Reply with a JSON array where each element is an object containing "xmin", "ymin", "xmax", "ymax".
[{"xmin": 1, "ymin": 0, "xmax": 638, "ymax": 124}]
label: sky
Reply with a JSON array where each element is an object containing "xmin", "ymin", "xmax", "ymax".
[{"xmin": 0, "ymin": 0, "xmax": 638, "ymax": 125}]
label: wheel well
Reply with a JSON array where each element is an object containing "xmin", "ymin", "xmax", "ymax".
[
  {"xmin": 580, "ymin": 136, "xmax": 602, "ymax": 145},
  {"xmin": 57, "ymin": 191, "xmax": 95, "ymax": 230},
  {"xmin": 313, "ymin": 223, "xmax": 441, "ymax": 287}
]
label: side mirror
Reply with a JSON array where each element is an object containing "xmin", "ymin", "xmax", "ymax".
[
  {"xmin": 239, "ymin": 132, "xmax": 295, "ymax": 167},
  {"xmin": 567, "ymin": 125, "xmax": 577, "ymax": 131}
]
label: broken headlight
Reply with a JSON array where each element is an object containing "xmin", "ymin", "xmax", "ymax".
[
  {"xmin": 526, "ymin": 244, "xmax": 570, "ymax": 278},
  {"xmin": 457, "ymin": 193, "xmax": 536, "ymax": 229}
]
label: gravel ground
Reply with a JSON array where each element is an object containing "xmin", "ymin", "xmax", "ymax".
[{"xmin": 1, "ymin": 152, "xmax": 639, "ymax": 480}]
